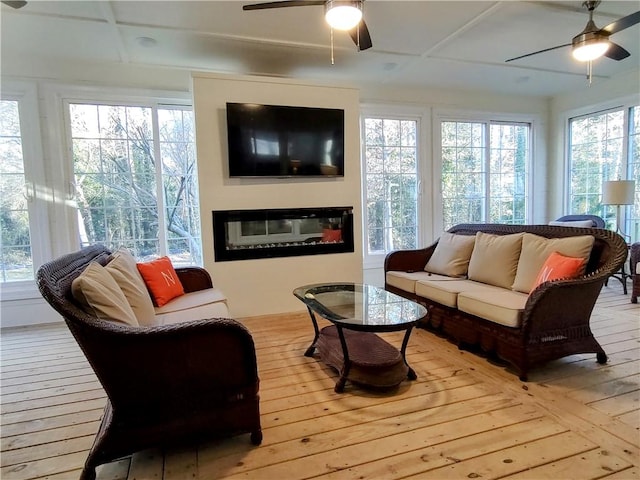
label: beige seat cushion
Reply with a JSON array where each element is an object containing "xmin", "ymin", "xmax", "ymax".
[
  {"xmin": 424, "ymin": 232, "xmax": 476, "ymax": 278},
  {"xmin": 512, "ymin": 233, "xmax": 594, "ymax": 293},
  {"xmin": 386, "ymin": 271, "xmax": 459, "ymax": 293},
  {"xmin": 71, "ymin": 262, "xmax": 138, "ymax": 327},
  {"xmin": 154, "ymin": 288, "xmax": 229, "ymax": 326},
  {"xmin": 415, "ymin": 279, "xmax": 498, "ymax": 308},
  {"xmin": 105, "ymin": 247, "xmax": 156, "ymax": 326},
  {"xmin": 457, "ymin": 289, "xmax": 529, "ymax": 328},
  {"xmin": 467, "ymin": 232, "xmax": 524, "ymax": 289}
]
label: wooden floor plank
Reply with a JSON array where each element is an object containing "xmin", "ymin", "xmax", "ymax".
[
  {"xmin": 223, "ymin": 406, "xmax": 558, "ymax": 480},
  {"xmin": 588, "ymin": 388, "xmax": 640, "ymax": 417},
  {"xmin": 1, "ymin": 421, "xmax": 101, "ymax": 452},
  {"xmin": 402, "ymin": 431, "xmax": 599, "ymax": 479},
  {"xmin": 502, "ymin": 448, "xmax": 633, "ymax": 479}
]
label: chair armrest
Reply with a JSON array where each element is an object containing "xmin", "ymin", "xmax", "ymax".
[
  {"xmin": 630, "ymin": 243, "xmax": 640, "ymax": 276},
  {"xmin": 72, "ymin": 318, "xmax": 258, "ymax": 417},
  {"xmin": 175, "ymin": 267, "xmax": 213, "ymax": 293},
  {"xmin": 384, "ymin": 245, "xmax": 435, "ymax": 273}
]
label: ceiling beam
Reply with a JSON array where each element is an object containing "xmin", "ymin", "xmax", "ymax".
[{"xmin": 97, "ymin": 1, "xmax": 129, "ymax": 63}]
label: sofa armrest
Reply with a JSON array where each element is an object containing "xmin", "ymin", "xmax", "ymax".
[
  {"xmin": 175, "ymin": 266, "xmax": 214, "ymax": 293},
  {"xmin": 522, "ymin": 276, "xmax": 605, "ymax": 341},
  {"xmin": 72, "ymin": 318, "xmax": 258, "ymax": 418},
  {"xmin": 384, "ymin": 245, "xmax": 435, "ymax": 273}
]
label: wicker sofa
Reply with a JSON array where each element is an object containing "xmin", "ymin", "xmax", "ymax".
[
  {"xmin": 385, "ymin": 224, "xmax": 628, "ymax": 381},
  {"xmin": 36, "ymin": 245, "xmax": 262, "ymax": 480}
]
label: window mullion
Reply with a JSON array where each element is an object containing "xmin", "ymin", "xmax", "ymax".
[
  {"xmin": 151, "ymin": 104, "xmax": 168, "ymax": 256},
  {"xmin": 483, "ymin": 122, "xmax": 491, "ymax": 222}
]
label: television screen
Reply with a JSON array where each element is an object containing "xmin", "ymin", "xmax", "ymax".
[{"xmin": 226, "ymin": 103, "xmax": 345, "ymax": 178}]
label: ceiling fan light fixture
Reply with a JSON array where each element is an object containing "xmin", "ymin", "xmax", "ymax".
[
  {"xmin": 325, "ymin": 0, "xmax": 362, "ymax": 31},
  {"xmin": 573, "ymin": 38, "xmax": 610, "ymax": 61}
]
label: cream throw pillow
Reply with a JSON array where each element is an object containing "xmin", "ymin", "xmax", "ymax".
[
  {"xmin": 512, "ymin": 233, "xmax": 594, "ymax": 293},
  {"xmin": 467, "ymin": 232, "xmax": 524, "ymax": 289},
  {"xmin": 424, "ymin": 232, "xmax": 476, "ymax": 278},
  {"xmin": 71, "ymin": 262, "xmax": 138, "ymax": 327},
  {"xmin": 105, "ymin": 247, "xmax": 156, "ymax": 326}
]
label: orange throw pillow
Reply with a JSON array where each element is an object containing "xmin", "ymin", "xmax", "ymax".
[
  {"xmin": 532, "ymin": 251, "xmax": 585, "ymax": 291},
  {"xmin": 136, "ymin": 256, "xmax": 185, "ymax": 307}
]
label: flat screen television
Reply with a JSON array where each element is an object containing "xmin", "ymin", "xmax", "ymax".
[{"xmin": 226, "ymin": 102, "xmax": 345, "ymax": 178}]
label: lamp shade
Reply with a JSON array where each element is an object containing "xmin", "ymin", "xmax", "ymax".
[{"xmin": 602, "ymin": 180, "xmax": 635, "ymax": 205}]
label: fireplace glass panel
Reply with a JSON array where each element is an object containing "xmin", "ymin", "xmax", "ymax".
[
  {"xmin": 212, "ymin": 207, "xmax": 354, "ymax": 261},
  {"xmin": 240, "ymin": 221, "xmax": 266, "ymax": 236}
]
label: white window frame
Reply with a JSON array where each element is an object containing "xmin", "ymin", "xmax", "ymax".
[
  {"xmin": 360, "ymin": 104, "xmax": 430, "ymax": 269},
  {"xmin": 0, "ymin": 81, "xmax": 51, "ymax": 300},
  {"xmin": 563, "ymin": 94, "xmax": 640, "ymax": 240},
  {"xmin": 433, "ymin": 109, "xmax": 536, "ymax": 234},
  {"xmin": 42, "ymin": 84, "xmax": 198, "ymax": 261}
]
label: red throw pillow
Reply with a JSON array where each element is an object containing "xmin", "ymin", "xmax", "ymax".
[
  {"xmin": 532, "ymin": 251, "xmax": 585, "ymax": 291},
  {"xmin": 136, "ymin": 256, "xmax": 185, "ymax": 307}
]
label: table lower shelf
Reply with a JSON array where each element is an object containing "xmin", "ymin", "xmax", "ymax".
[{"xmin": 314, "ymin": 325, "xmax": 411, "ymax": 390}]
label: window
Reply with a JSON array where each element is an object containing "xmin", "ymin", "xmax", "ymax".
[
  {"xmin": 440, "ymin": 120, "xmax": 530, "ymax": 230},
  {"xmin": 362, "ymin": 116, "xmax": 419, "ymax": 260},
  {"xmin": 568, "ymin": 103, "xmax": 639, "ymax": 242},
  {"xmin": 68, "ymin": 102, "xmax": 201, "ymax": 265},
  {"xmin": 0, "ymin": 100, "xmax": 33, "ymax": 282}
]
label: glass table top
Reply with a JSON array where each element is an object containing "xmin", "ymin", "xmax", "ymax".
[{"xmin": 293, "ymin": 283, "xmax": 427, "ymax": 330}]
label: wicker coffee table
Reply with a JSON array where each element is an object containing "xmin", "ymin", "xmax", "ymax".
[{"xmin": 293, "ymin": 283, "xmax": 427, "ymax": 393}]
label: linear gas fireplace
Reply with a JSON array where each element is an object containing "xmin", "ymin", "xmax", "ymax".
[{"xmin": 212, "ymin": 207, "xmax": 354, "ymax": 262}]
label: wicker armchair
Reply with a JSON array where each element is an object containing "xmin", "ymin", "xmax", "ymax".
[
  {"xmin": 36, "ymin": 245, "xmax": 262, "ymax": 480},
  {"xmin": 631, "ymin": 242, "xmax": 640, "ymax": 303}
]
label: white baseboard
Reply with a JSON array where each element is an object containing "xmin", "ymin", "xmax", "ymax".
[{"xmin": 0, "ymin": 297, "xmax": 63, "ymax": 329}]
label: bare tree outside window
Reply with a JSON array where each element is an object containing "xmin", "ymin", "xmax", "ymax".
[
  {"xmin": 0, "ymin": 100, "xmax": 33, "ymax": 282},
  {"xmin": 441, "ymin": 120, "xmax": 529, "ymax": 231},
  {"xmin": 569, "ymin": 106, "xmax": 639, "ymax": 242},
  {"xmin": 70, "ymin": 103, "xmax": 201, "ymax": 265},
  {"xmin": 363, "ymin": 117, "xmax": 418, "ymax": 255}
]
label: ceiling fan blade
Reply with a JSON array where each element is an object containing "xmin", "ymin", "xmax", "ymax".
[
  {"xmin": 1, "ymin": 0, "xmax": 27, "ymax": 8},
  {"xmin": 604, "ymin": 41, "xmax": 631, "ymax": 61},
  {"xmin": 348, "ymin": 19, "xmax": 372, "ymax": 51},
  {"xmin": 600, "ymin": 10, "xmax": 640, "ymax": 35},
  {"xmin": 505, "ymin": 43, "xmax": 571, "ymax": 63},
  {"xmin": 243, "ymin": 1, "xmax": 324, "ymax": 11}
]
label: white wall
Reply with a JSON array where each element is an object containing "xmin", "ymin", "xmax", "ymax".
[{"xmin": 191, "ymin": 73, "xmax": 363, "ymax": 318}]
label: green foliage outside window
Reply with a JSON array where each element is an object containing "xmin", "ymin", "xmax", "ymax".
[
  {"xmin": 441, "ymin": 121, "xmax": 529, "ymax": 231},
  {"xmin": 569, "ymin": 106, "xmax": 639, "ymax": 242}
]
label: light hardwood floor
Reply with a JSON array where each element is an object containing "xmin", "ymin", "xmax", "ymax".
[{"xmin": 1, "ymin": 285, "xmax": 638, "ymax": 480}]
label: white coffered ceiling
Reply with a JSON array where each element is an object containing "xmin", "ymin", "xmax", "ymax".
[{"xmin": 2, "ymin": 0, "xmax": 639, "ymax": 97}]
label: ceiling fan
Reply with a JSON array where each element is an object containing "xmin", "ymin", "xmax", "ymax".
[
  {"xmin": 506, "ymin": 0, "xmax": 640, "ymax": 63},
  {"xmin": 242, "ymin": 0, "xmax": 372, "ymax": 52},
  {"xmin": 1, "ymin": 1, "xmax": 27, "ymax": 8}
]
